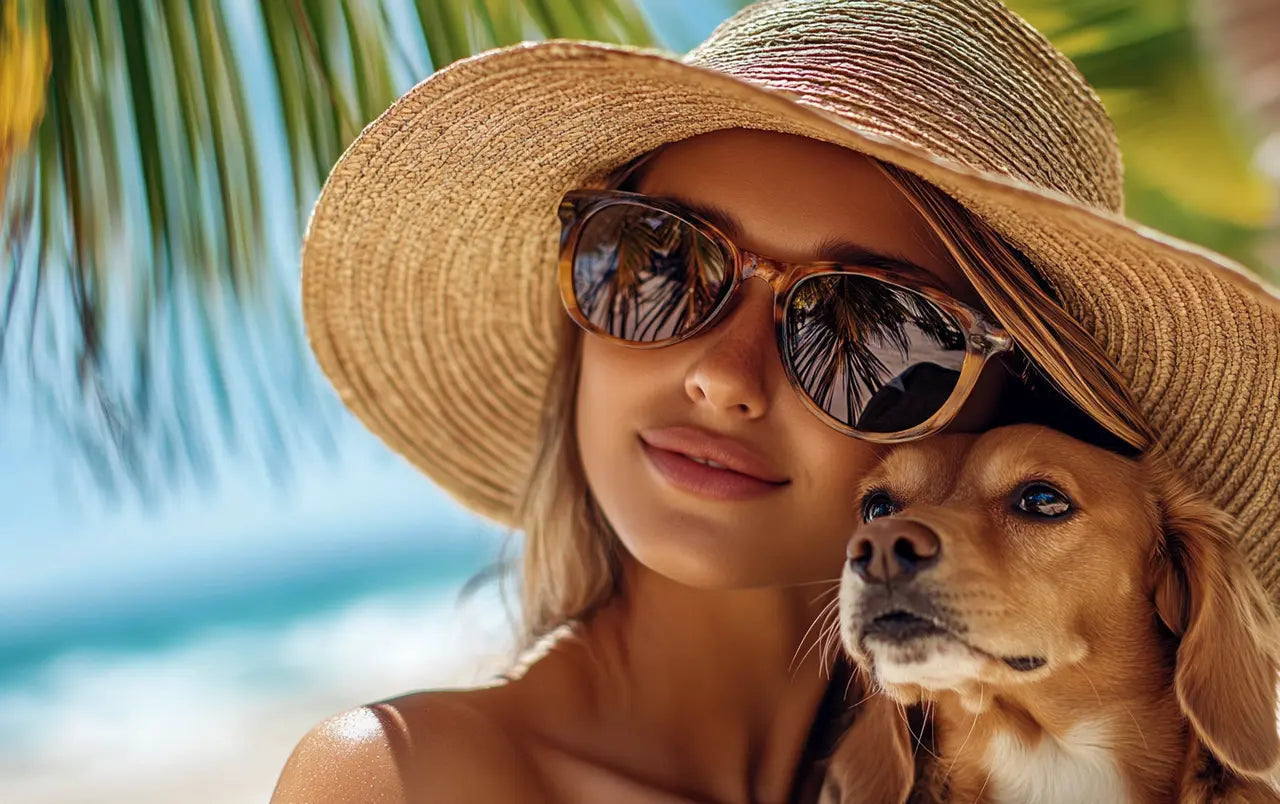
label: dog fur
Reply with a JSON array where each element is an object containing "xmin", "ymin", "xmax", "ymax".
[{"xmin": 823, "ymin": 424, "xmax": 1280, "ymax": 803}]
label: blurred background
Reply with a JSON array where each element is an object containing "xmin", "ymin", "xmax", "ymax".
[{"xmin": 2, "ymin": 0, "xmax": 1278, "ymax": 801}]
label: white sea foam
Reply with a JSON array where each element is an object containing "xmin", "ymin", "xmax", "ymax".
[{"xmin": 0, "ymin": 580, "xmax": 518, "ymax": 803}]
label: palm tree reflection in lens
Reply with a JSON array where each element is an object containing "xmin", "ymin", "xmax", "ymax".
[
  {"xmin": 787, "ymin": 277, "xmax": 965, "ymax": 429},
  {"xmin": 573, "ymin": 207, "xmax": 967, "ymax": 431},
  {"xmin": 574, "ymin": 206, "xmax": 729, "ymax": 342}
]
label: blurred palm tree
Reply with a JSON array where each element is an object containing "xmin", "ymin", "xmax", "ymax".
[
  {"xmin": 1192, "ymin": 0, "xmax": 1280, "ymax": 269},
  {"xmin": 0, "ymin": 0, "xmax": 654, "ymax": 496},
  {"xmin": 0, "ymin": 1, "xmax": 46, "ymax": 199},
  {"xmin": 3, "ymin": 0, "xmax": 1278, "ymax": 498},
  {"xmin": 1005, "ymin": 0, "xmax": 1278, "ymax": 276}
]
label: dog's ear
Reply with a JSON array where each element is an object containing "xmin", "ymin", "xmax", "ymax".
[
  {"xmin": 820, "ymin": 667, "xmax": 914, "ymax": 804},
  {"xmin": 1152, "ymin": 472, "xmax": 1280, "ymax": 778}
]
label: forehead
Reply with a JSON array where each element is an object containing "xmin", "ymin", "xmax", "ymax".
[{"xmin": 632, "ymin": 128, "xmax": 975, "ymax": 302}]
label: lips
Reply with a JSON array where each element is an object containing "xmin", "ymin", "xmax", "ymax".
[
  {"xmin": 639, "ymin": 426, "xmax": 788, "ymax": 483},
  {"xmin": 639, "ymin": 426, "xmax": 789, "ymax": 500}
]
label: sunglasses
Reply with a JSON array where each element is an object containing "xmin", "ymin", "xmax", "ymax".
[{"xmin": 557, "ymin": 189, "xmax": 1014, "ymax": 442}]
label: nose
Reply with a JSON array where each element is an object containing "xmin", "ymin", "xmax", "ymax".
[
  {"xmin": 683, "ymin": 278, "xmax": 776, "ymax": 419},
  {"xmin": 847, "ymin": 518, "xmax": 941, "ymax": 584}
]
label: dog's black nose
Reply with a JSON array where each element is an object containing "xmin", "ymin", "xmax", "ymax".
[{"xmin": 847, "ymin": 519, "xmax": 940, "ymax": 584}]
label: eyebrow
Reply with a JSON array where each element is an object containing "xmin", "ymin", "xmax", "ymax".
[{"xmin": 651, "ymin": 193, "xmax": 943, "ymax": 286}]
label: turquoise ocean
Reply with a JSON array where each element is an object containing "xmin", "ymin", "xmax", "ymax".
[{"xmin": 0, "ymin": 418, "xmax": 521, "ymax": 802}]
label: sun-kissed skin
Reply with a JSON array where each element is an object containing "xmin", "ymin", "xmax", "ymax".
[{"xmin": 270, "ymin": 129, "xmax": 1009, "ymax": 803}]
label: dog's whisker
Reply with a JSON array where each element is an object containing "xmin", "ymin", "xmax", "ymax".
[
  {"xmin": 909, "ymin": 700, "xmax": 939, "ymax": 761},
  {"xmin": 1080, "ymin": 664, "xmax": 1150, "ymax": 754},
  {"xmin": 946, "ymin": 683, "xmax": 984, "ymax": 782},
  {"xmin": 816, "ymin": 627, "xmax": 835, "ymax": 678},
  {"xmin": 1123, "ymin": 705, "xmax": 1150, "ymax": 754},
  {"xmin": 845, "ymin": 671, "xmax": 866, "ymax": 706},
  {"xmin": 795, "ymin": 602, "xmax": 843, "ymax": 683},
  {"xmin": 824, "ymin": 624, "xmax": 850, "ymax": 682},
  {"xmin": 1076, "ymin": 663, "xmax": 1104, "ymax": 708},
  {"xmin": 911, "ymin": 696, "xmax": 942, "ymax": 757},
  {"xmin": 974, "ymin": 763, "xmax": 995, "ymax": 803},
  {"xmin": 789, "ymin": 596, "xmax": 841, "ymax": 676},
  {"xmin": 817, "ymin": 599, "xmax": 843, "ymax": 666},
  {"xmin": 822, "ymin": 613, "xmax": 845, "ymax": 666},
  {"xmin": 807, "ymin": 582, "xmax": 841, "ymax": 607},
  {"xmin": 820, "ymin": 629, "xmax": 838, "ymax": 675},
  {"xmin": 780, "ymin": 576, "xmax": 843, "ymax": 589},
  {"xmin": 849, "ymin": 680, "xmax": 878, "ymax": 710},
  {"xmin": 1013, "ymin": 422, "xmax": 1047, "ymax": 466}
]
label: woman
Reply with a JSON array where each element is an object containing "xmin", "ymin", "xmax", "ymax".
[{"xmin": 274, "ymin": 0, "xmax": 1280, "ymax": 801}]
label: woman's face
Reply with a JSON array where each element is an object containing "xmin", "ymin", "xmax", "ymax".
[{"xmin": 575, "ymin": 128, "xmax": 1004, "ymax": 588}]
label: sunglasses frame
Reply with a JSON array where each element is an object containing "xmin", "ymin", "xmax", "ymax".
[{"xmin": 557, "ymin": 188, "xmax": 1014, "ymax": 443}]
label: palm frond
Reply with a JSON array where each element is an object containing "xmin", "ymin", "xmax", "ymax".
[
  {"xmin": 0, "ymin": 0, "xmax": 48, "ymax": 200},
  {"xmin": 1006, "ymin": 0, "xmax": 1277, "ymax": 278},
  {"xmin": 1193, "ymin": 0, "xmax": 1280, "ymax": 271},
  {"xmin": 1, "ymin": 0, "xmax": 656, "ymax": 498}
]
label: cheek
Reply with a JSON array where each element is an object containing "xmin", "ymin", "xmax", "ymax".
[
  {"xmin": 574, "ymin": 338, "xmax": 650, "ymax": 498},
  {"xmin": 998, "ymin": 519, "xmax": 1146, "ymax": 622},
  {"xmin": 790, "ymin": 422, "xmax": 886, "ymax": 516},
  {"xmin": 574, "ymin": 338, "xmax": 690, "ymax": 558},
  {"xmin": 574, "ymin": 337, "xmax": 887, "ymax": 587},
  {"xmin": 576, "ymin": 339, "xmax": 625, "ymax": 435},
  {"xmin": 575, "ymin": 335, "xmax": 684, "ymax": 448},
  {"xmin": 743, "ymin": 406, "xmax": 887, "ymax": 576}
]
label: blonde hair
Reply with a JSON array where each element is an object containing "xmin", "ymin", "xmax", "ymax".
[
  {"xmin": 511, "ymin": 318, "xmax": 623, "ymax": 644},
  {"xmin": 874, "ymin": 162, "xmax": 1156, "ymax": 452},
  {"xmin": 502, "ymin": 144, "xmax": 1156, "ymax": 653}
]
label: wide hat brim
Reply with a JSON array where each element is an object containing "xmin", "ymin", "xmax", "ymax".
[{"xmin": 301, "ymin": 40, "xmax": 1280, "ymax": 593}]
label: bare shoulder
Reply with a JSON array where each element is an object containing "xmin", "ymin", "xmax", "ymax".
[{"xmin": 270, "ymin": 688, "xmax": 550, "ymax": 804}]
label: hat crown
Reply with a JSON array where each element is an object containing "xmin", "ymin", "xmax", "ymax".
[{"xmin": 684, "ymin": 0, "xmax": 1124, "ymax": 214}]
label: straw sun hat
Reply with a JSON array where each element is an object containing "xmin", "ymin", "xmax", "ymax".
[{"xmin": 301, "ymin": 0, "xmax": 1280, "ymax": 593}]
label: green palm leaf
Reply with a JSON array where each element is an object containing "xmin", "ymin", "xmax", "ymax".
[
  {"xmin": 1, "ymin": 0, "xmax": 656, "ymax": 496},
  {"xmin": 1005, "ymin": 0, "xmax": 1277, "ymax": 279}
]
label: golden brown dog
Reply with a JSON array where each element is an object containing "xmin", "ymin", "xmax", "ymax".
[{"xmin": 823, "ymin": 424, "xmax": 1280, "ymax": 803}]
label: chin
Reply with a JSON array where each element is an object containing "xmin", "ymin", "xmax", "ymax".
[
  {"xmin": 625, "ymin": 538, "xmax": 764, "ymax": 588},
  {"xmin": 600, "ymin": 481, "xmax": 846, "ymax": 588},
  {"xmin": 620, "ymin": 529, "xmax": 815, "ymax": 590}
]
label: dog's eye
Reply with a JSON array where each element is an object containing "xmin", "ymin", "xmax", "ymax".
[
  {"xmin": 1015, "ymin": 483, "xmax": 1071, "ymax": 518},
  {"xmin": 862, "ymin": 491, "xmax": 900, "ymax": 522}
]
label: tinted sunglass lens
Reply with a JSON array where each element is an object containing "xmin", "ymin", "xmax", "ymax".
[
  {"xmin": 571, "ymin": 204, "xmax": 731, "ymax": 342},
  {"xmin": 785, "ymin": 275, "xmax": 967, "ymax": 433}
]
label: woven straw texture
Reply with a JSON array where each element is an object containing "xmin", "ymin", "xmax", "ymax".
[{"xmin": 301, "ymin": 0, "xmax": 1280, "ymax": 596}]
